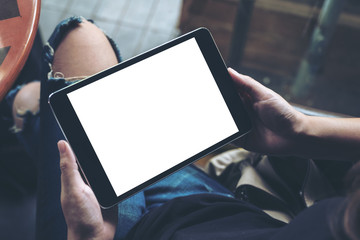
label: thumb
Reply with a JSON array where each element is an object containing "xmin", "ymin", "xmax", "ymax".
[
  {"xmin": 58, "ymin": 140, "xmax": 85, "ymax": 190},
  {"xmin": 228, "ymin": 68, "xmax": 268, "ymax": 101}
]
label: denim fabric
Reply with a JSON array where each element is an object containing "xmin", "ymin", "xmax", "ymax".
[
  {"xmin": 5, "ymin": 83, "xmax": 40, "ymax": 161},
  {"xmin": 115, "ymin": 165, "xmax": 234, "ymax": 239},
  {"xmin": 4, "ymin": 16, "xmax": 122, "ymax": 162},
  {"xmin": 8, "ymin": 16, "xmax": 234, "ymax": 240},
  {"xmin": 37, "ymin": 16, "xmax": 122, "ymax": 240}
]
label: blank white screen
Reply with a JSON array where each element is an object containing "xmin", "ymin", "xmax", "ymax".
[{"xmin": 67, "ymin": 38, "xmax": 238, "ymax": 196}]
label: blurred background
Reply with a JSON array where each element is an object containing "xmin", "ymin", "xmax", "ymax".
[
  {"xmin": 1, "ymin": 0, "xmax": 360, "ymax": 239},
  {"xmin": 40, "ymin": 0, "xmax": 360, "ymax": 116},
  {"xmin": 39, "ymin": 0, "xmax": 183, "ymax": 60}
]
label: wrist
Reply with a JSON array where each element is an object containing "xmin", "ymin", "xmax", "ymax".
[
  {"xmin": 67, "ymin": 227, "xmax": 105, "ymax": 240},
  {"xmin": 292, "ymin": 111, "xmax": 310, "ymax": 137},
  {"xmin": 286, "ymin": 112, "xmax": 312, "ymax": 157},
  {"xmin": 289, "ymin": 114, "xmax": 337, "ymax": 159}
]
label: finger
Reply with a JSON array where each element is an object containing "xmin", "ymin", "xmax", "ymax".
[
  {"xmin": 227, "ymin": 69, "xmax": 258, "ymax": 123},
  {"xmin": 58, "ymin": 140, "xmax": 85, "ymax": 190},
  {"xmin": 102, "ymin": 205, "xmax": 118, "ymax": 227},
  {"xmin": 228, "ymin": 68, "xmax": 269, "ymax": 101}
]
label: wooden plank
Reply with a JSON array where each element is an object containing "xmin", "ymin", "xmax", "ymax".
[
  {"xmin": 179, "ymin": 0, "xmax": 239, "ymax": 61},
  {"xmin": 256, "ymin": 0, "xmax": 360, "ymax": 29}
]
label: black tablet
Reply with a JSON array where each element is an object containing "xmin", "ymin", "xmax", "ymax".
[{"xmin": 49, "ymin": 28, "xmax": 251, "ymax": 208}]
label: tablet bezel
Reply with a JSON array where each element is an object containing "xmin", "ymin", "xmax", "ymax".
[{"xmin": 49, "ymin": 28, "xmax": 251, "ymax": 208}]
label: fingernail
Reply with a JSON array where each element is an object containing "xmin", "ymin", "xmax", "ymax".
[
  {"xmin": 58, "ymin": 141, "xmax": 67, "ymax": 155},
  {"xmin": 228, "ymin": 68, "xmax": 235, "ymax": 74},
  {"xmin": 228, "ymin": 68, "xmax": 244, "ymax": 78}
]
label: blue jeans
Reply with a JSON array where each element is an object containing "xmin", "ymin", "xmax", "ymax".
[
  {"xmin": 115, "ymin": 165, "xmax": 233, "ymax": 239},
  {"xmin": 6, "ymin": 16, "xmax": 234, "ymax": 240}
]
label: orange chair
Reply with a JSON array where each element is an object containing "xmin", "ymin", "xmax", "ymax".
[{"xmin": 0, "ymin": 0, "xmax": 41, "ymax": 101}]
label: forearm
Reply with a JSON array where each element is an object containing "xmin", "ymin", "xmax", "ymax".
[
  {"xmin": 229, "ymin": 68, "xmax": 359, "ymax": 161},
  {"xmin": 294, "ymin": 116, "xmax": 360, "ymax": 161}
]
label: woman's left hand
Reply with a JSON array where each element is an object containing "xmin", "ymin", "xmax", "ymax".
[{"xmin": 58, "ymin": 140, "xmax": 117, "ymax": 240}]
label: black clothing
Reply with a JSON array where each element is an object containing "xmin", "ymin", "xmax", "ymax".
[{"xmin": 126, "ymin": 194, "xmax": 343, "ymax": 240}]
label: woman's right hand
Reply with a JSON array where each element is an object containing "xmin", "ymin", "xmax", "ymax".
[{"xmin": 228, "ymin": 68, "xmax": 307, "ymax": 156}]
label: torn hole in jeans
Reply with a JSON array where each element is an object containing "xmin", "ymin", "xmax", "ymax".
[{"xmin": 11, "ymin": 108, "xmax": 40, "ymax": 133}]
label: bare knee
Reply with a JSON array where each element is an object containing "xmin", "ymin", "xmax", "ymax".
[
  {"xmin": 12, "ymin": 81, "xmax": 41, "ymax": 131},
  {"xmin": 52, "ymin": 20, "xmax": 118, "ymax": 79}
]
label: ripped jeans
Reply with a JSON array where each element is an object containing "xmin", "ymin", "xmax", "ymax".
[{"xmin": 6, "ymin": 17, "xmax": 234, "ymax": 240}]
